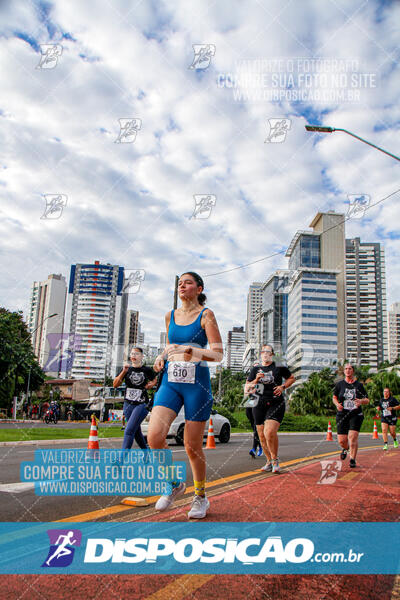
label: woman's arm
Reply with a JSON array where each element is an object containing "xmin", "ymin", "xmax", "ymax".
[
  {"xmin": 153, "ymin": 312, "xmax": 171, "ymax": 372},
  {"xmin": 193, "ymin": 309, "xmax": 223, "ymax": 362},
  {"xmin": 113, "ymin": 364, "xmax": 129, "ymax": 388}
]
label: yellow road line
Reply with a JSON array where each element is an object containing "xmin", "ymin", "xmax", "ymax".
[
  {"xmin": 143, "ymin": 575, "xmax": 214, "ymax": 600},
  {"xmin": 340, "ymin": 472, "xmax": 359, "ymax": 481},
  {"xmin": 57, "ymin": 445, "xmax": 380, "ymax": 522}
]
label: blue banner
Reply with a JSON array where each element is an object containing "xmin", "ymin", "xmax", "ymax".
[
  {"xmin": 19, "ymin": 449, "xmax": 186, "ymax": 496},
  {"xmin": 0, "ymin": 523, "xmax": 398, "ymax": 574}
]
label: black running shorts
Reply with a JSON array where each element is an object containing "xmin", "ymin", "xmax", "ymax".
[
  {"xmin": 336, "ymin": 411, "xmax": 364, "ymax": 435},
  {"xmin": 253, "ymin": 399, "xmax": 285, "ymax": 425}
]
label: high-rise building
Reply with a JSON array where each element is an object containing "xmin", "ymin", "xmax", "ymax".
[
  {"xmin": 286, "ymin": 269, "xmax": 339, "ymax": 381},
  {"xmin": 226, "ymin": 326, "xmax": 246, "ymax": 373},
  {"xmin": 27, "ymin": 274, "xmax": 67, "ymax": 377},
  {"xmin": 259, "ymin": 270, "xmax": 291, "ymax": 357},
  {"xmin": 123, "ymin": 310, "xmax": 139, "ymax": 357},
  {"xmin": 345, "ymin": 238, "xmax": 388, "ymax": 369},
  {"xmin": 63, "ymin": 261, "xmax": 128, "ymax": 379},
  {"xmin": 287, "ymin": 211, "xmax": 346, "ymax": 363},
  {"xmin": 388, "ymin": 302, "xmax": 400, "ymax": 363},
  {"xmin": 245, "ymin": 283, "xmax": 263, "ymax": 343}
]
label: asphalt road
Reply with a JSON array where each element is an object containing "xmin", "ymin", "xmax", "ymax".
[{"xmin": 0, "ymin": 433, "xmax": 382, "ymax": 522}]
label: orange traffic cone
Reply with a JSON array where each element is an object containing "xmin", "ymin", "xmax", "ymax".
[
  {"xmin": 372, "ymin": 420, "xmax": 379, "ymax": 439},
  {"xmin": 326, "ymin": 421, "xmax": 333, "ymax": 441},
  {"xmin": 88, "ymin": 415, "xmax": 100, "ymax": 450},
  {"xmin": 205, "ymin": 417, "xmax": 216, "ymax": 449}
]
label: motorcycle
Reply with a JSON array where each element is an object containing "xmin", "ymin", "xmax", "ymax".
[{"xmin": 43, "ymin": 408, "xmax": 58, "ymax": 425}]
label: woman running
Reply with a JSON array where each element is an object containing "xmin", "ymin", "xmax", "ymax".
[
  {"xmin": 148, "ymin": 272, "xmax": 223, "ymax": 519},
  {"xmin": 333, "ymin": 363, "xmax": 369, "ymax": 468},
  {"xmin": 246, "ymin": 345, "xmax": 295, "ymax": 473},
  {"xmin": 377, "ymin": 387, "xmax": 400, "ymax": 450},
  {"xmin": 113, "ymin": 347, "xmax": 157, "ymax": 450}
]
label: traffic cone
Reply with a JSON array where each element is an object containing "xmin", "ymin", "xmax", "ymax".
[
  {"xmin": 87, "ymin": 416, "xmax": 100, "ymax": 458},
  {"xmin": 205, "ymin": 417, "xmax": 216, "ymax": 449},
  {"xmin": 372, "ymin": 420, "xmax": 379, "ymax": 439},
  {"xmin": 326, "ymin": 421, "xmax": 333, "ymax": 441}
]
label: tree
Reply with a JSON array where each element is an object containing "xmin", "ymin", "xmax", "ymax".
[
  {"xmin": 210, "ymin": 368, "xmax": 247, "ymax": 411},
  {"xmin": 288, "ymin": 368, "xmax": 337, "ymax": 416},
  {"xmin": 0, "ymin": 308, "xmax": 45, "ymax": 411}
]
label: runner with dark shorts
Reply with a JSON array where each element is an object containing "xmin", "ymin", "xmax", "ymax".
[
  {"xmin": 377, "ymin": 387, "xmax": 399, "ymax": 450},
  {"xmin": 333, "ymin": 364, "xmax": 369, "ymax": 468},
  {"xmin": 246, "ymin": 345, "xmax": 295, "ymax": 473}
]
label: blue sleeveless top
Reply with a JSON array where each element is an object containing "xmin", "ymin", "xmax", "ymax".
[{"xmin": 168, "ymin": 308, "xmax": 208, "ymax": 348}]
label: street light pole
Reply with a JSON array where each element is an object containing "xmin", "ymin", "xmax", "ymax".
[{"xmin": 305, "ymin": 125, "xmax": 400, "ymax": 162}]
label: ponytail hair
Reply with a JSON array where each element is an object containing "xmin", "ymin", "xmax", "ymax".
[{"xmin": 181, "ymin": 271, "xmax": 207, "ymax": 306}]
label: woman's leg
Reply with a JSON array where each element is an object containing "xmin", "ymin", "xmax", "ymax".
[
  {"xmin": 264, "ymin": 419, "xmax": 281, "ymax": 460},
  {"xmin": 256, "ymin": 424, "xmax": 272, "ymax": 462},
  {"xmin": 381, "ymin": 422, "xmax": 388, "ymax": 443},
  {"xmin": 389, "ymin": 424, "xmax": 397, "ymax": 441},
  {"xmin": 121, "ymin": 402, "xmax": 134, "ymax": 449},
  {"xmin": 348, "ymin": 430, "xmax": 359, "ymax": 460},
  {"xmin": 122, "ymin": 404, "xmax": 148, "ymax": 450},
  {"xmin": 147, "ymin": 405, "xmax": 177, "ymax": 449},
  {"xmin": 184, "ymin": 420, "xmax": 207, "ymax": 484}
]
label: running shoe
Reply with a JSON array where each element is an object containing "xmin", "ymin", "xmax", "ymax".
[
  {"xmin": 249, "ymin": 449, "xmax": 256, "ymax": 458},
  {"xmin": 394, "ymin": 440, "xmax": 399, "ymax": 448},
  {"xmin": 188, "ymin": 495, "xmax": 210, "ymax": 519},
  {"xmin": 257, "ymin": 447, "xmax": 263, "ymax": 457},
  {"xmin": 260, "ymin": 462, "xmax": 272, "ymax": 472},
  {"xmin": 349, "ymin": 458, "xmax": 356, "ymax": 468},
  {"xmin": 155, "ymin": 481, "xmax": 186, "ymax": 511},
  {"xmin": 340, "ymin": 449, "xmax": 348, "ymax": 460},
  {"xmin": 272, "ymin": 459, "xmax": 281, "ymax": 474},
  {"xmin": 383, "ymin": 443, "xmax": 388, "ymax": 451}
]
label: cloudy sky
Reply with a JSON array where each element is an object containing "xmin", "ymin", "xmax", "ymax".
[{"xmin": 1, "ymin": 0, "xmax": 399, "ymax": 349}]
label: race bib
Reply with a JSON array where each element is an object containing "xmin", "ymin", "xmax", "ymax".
[
  {"xmin": 168, "ymin": 361, "xmax": 195, "ymax": 384},
  {"xmin": 343, "ymin": 399, "xmax": 356, "ymax": 410},
  {"xmin": 125, "ymin": 388, "xmax": 144, "ymax": 402},
  {"xmin": 383, "ymin": 409, "xmax": 391, "ymax": 417}
]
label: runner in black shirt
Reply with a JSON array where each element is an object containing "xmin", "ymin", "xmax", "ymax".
[
  {"xmin": 113, "ymin": 347, "xmax": 157, "ymax": 450},
  {"xmin": 246, "ymin": 344, "xmax": 295, "ymax": 473},
  {"xmin": 377, "ymin": 387, "xmax": 400, "ymax": 450},
  {"xmin": 333, "ymin": 364, "xmax": 369, "ymax": 468}
]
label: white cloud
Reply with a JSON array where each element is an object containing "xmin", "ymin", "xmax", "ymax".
[{"xmin": 1, "ymin": 0, "xmax": 399, "ymax": 351}]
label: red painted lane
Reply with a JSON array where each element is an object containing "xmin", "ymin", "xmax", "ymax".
[
  {"xmin": 1, "ymin": 449, "xmax": 398, "ymax": 599},
  {"xmin": 143, "ymin": 448, "xmax": 400, "ymax": 523}
]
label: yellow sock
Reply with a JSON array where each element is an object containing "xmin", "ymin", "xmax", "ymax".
[{"xmin": 194, "ymin": 479, "xmax": 206, "ymax": 497}]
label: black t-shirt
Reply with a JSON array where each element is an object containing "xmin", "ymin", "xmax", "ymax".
[
  {"xmin": 377, "ymin": 395, "xmax": 399, "ymax": 418},
  {"xmin": 123, "ymin": 366, "xmax": 156, "ymax": 405},
  {"xmin": 333, "ymin": 379, "xmax": 367, "ymax": 416},
  {"xmin": 247, "ymin": 362, "xmax": 292, "ymax": 402}
]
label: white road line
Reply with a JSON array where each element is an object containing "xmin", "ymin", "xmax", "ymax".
[{"xmin": 0, "ymin": 482, "xmax": 35, "ymax": 493}]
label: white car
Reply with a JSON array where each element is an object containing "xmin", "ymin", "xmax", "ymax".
[{"xmin": 141, "ymin": 408, "xmax": 231, "ymax": 445}]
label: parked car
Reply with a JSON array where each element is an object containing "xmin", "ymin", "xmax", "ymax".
[{"xmin": 141, "ymin": 408, "xmax": 231, "ymax": 445}]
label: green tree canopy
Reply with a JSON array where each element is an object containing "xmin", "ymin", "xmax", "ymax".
[{"xmin": 0, "ymin": 308, "xmax": 45, "ymax": 410}]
